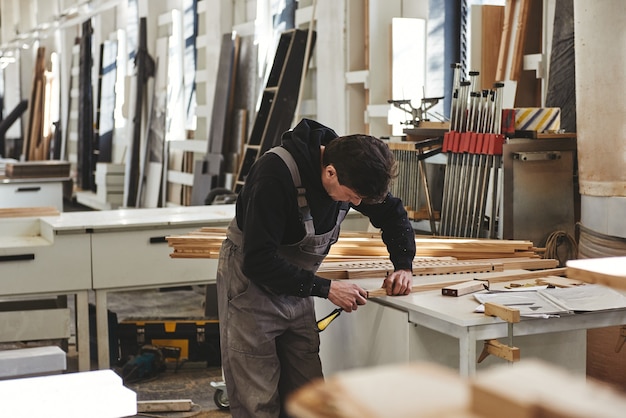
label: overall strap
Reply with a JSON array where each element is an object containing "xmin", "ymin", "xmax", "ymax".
[{"xmin": 266, "ymin": 147, "xmax": 315, "ymax": 236}]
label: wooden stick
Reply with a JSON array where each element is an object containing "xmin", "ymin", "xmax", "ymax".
[
  {"xmin": 509, "ymin": 0, "xmax": 530, "ymax": 81},
  {"xmin": 496, "ymin": 0, "xmax": 517, "ymax": 81},
  {"xmin": 137, "ymin": 399, "xmax": 193, "ymax": 413},
  {"xmin": 366, "ymin": 268, "xmax": 567, "ymax": 298}
]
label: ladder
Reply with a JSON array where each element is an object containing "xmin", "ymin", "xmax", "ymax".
[{"xmin": 233, "ymin": 29, "xmax": 316, "ymax": 193}]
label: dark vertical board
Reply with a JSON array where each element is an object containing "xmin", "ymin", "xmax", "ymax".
[
  {"xmin": 0, "ymin": 101, "xmax": 28, "ymax": 159},
  {"xmin": 126, "ymin": 17, "xmax": 155, "ymax": 207},
  {"xmin": 95, "ymin": 40, "xmax": 118, "ymax": 164},
  {"xmin": 233, "ymin": 29, "xmax": 316, "ymax": 192},
  {"xmin": 545, "ymin": 0, "xmax": 575, "ymax": 133},
  {"xmin": 77, "ymin": 20, "xmax": 94, "ymax": 190}
]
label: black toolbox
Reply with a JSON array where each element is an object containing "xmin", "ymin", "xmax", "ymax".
[{"xmin": 117, "ymin": 318, "xmax": 221, "ymax": 367}]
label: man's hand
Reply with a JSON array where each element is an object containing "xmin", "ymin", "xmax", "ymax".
[
  {"xmin": 328, "ymin": 281, "xmax": 368, "ymax": 312},
  {"xmin": 381, "ymin": 269, "xmax": 413, "ymax": 296}
]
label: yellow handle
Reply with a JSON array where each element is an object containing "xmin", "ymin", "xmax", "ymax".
[{"xmin": 316, "ymin": 308, "xmax": 343, "ymax": 332}]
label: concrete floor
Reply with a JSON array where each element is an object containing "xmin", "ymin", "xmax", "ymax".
[
  {"xmin": 65, "ymin": 286, "xmax": 232, "ymax": 417},
  {"xmin": 105, "ymin": 287, "xmax": 231, "ymax": 417}
]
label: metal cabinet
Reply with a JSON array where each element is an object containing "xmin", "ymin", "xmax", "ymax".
[{"xmin": 502, "ymin": 137, "xmax": 578, "ymax": 246}]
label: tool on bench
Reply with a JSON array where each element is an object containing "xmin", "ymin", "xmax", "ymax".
[
  {"xmin": 478, "ymin": 302, "xmax": 521, "ymax": 363},
  {"xmin": 442, "ymin": 278, "xmax": 489, "ymax": 297}
]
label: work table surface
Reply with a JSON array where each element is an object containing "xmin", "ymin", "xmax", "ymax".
[{"xmin": 39, "ymin": 204, "xmax": 237, "ymax": 233}]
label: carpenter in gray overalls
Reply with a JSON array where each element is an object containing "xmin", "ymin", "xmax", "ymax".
[{"xmin": 216, "ymin": 147, "xmax": 348, "ymax": 418}]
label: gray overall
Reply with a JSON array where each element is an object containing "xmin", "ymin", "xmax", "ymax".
[{"xmin": 216, "ymin": 147, "xmax": 348, "ymax": 418}]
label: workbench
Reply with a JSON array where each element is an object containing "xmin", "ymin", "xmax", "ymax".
[
  {"xmin": 316, "ymin": 270, "xmax": 626, "ymax": 377},
  {"xmin": 39, "ymin": 205, "xmax": 237, "ymax": 370}
]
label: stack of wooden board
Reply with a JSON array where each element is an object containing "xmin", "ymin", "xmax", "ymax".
[
  {"xmin": 4, "ymin": 161, "xmax": 70, "ymax": 178},
  {"xmin": 167, "ymin": 228, "xmax": 545, "ymax": 261},
  {"xmin": 166, "ymin": 227, "xmax": 227, "ymax": 259}
]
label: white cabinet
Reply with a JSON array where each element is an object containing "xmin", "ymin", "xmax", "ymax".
[
  {"xmin": 91, "ymin": 226, "xmax": 218, "ymax": 289},
  {"xmin": 0, "ymin": 179, "xmax": 65, "ymax": 211},
  {"xmin": 0, "ymin": 233, "xmax": 91, "ymax": 295}
]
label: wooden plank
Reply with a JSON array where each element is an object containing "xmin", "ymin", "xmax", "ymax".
[
  {"xmin": 25, "ymin": 47, "xmax": 47, "ymax": 162},
  {"xmin": 317, "ymin": 259, "xmax": 499, "ymax": 280},
  {"xmin": 496, "ymin": 0, "xmax": 516, "ymax": 81},
  {"xmin": 286, "ymin": 362, "xmax": 470, "ymax": 418},
  {"xmin": 476, "ymin": 257, "xmax": 558, "ymax": 270},
  {"xmin": 471, "ymin": 360, "xmax": 626, "ymax": 418},
  {"xmin": 137, "ymin": 399, "xmax": 193, "ymax": 413},
  {"xmin": 509, "ymin": 0, "xmax": 530, "ymax": 82},
  {"xmin": 365, "ymin": 268, "xmax": 567, "ymax": 298},
  {"xmin": 477, "ymin": 5, "xmax": 505, "ymax": 90},
  {"xmin": 167, "ymin": 228, "xmax": 546, "ymax": 261},
  {"xmin": 0, "ymin": 207, "xmax": 60, "ymax": 218},
  {"xmin": 566, "ymin": 257, "xmax": 626, "ymax": 290}
]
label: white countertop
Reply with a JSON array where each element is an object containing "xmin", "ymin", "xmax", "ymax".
[{"xmin": 39, "ymin": 204, "xmax": 237, "ymax": 233}]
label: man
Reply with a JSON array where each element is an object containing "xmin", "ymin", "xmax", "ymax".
[{"xmin": 216, "ymin": 118, "xmax": 416, "ymax": 417}]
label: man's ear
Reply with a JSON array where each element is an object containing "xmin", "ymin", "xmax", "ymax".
[{"xmin": 324, "ymin": 164, "xmax": 336, "ymax": 179}]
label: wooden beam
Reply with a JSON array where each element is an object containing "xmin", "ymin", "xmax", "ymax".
[
  {"xmin": 566, "ymin": 257, "xmax": 626, "ymax": 291},
  {"xmin": 137, "ymin": 399, "xmax": 193, "ymax": 413},
  {"xmin": 496, "ymin": 0, "xmax": 516, "ymax": 81},
  {"xmin": 365, "ymin": 268, "xmax": 567, "ymax": 298}
]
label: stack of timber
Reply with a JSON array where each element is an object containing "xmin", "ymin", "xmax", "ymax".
[
  {"xmin": 167, "ymin": 227, "xmax": 228, "ymax": 259},
  {"xmin": 4, "ymin": 161, "xmax": 70, "ymax": 179},
  {"xmin": 167, "ymin": 228, "xmax": 548, "ymax": 264},
  {"xmin": 23, "ymin": 47, "xmax": 50, "ymax": 161},
  {"xmin": 330, "ymin": 232, "xmax": 543, "ymax": 260}
]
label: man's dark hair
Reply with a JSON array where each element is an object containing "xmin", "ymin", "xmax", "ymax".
[{"xmin": 322, "ymin": 134, "xmax": 398, "ymax": 204}]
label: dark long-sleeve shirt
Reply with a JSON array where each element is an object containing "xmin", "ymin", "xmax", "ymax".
[{"xmin": 234, "ymin": 119, "xmax": 416, "ymax": 298}]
